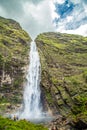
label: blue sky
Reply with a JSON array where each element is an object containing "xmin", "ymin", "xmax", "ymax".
[
  {"xmin": 0, "ymin": 0, "xmax": 87, "ymax": 38},
  {"xmin": 55, "ymin": 0, "xmax": 75, "ymax": 19},
  {"xmin": 54, "ymin": 0, "xmax": 87, "ymax": 31}
]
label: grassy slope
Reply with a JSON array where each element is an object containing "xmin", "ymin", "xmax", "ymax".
[
  {"xmin": 0, "ymin": 116, "xmax": 48, "ymax": 130},
  {"xmin": 36, "ymin": 32, "xmax": 87, "ymax": 122}
]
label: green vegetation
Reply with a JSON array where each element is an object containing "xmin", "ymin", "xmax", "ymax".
[
  {"xmin": 0, "ymin": 116, "xmax": 48, "ymax": 130},
  {"xmin": 72, "ymin": 96, "xmax": 87, "ymax": 115},
  {"xmin": 36, "ymin": 32, "xmax": 87, "ymax": 123},
  {"xmin": 83, "ymin": 70, "xmax": 87, "ymax": 83},
  {"xmin": 0, "ymin": 16, "xmax": 31, "ymax": 112}
]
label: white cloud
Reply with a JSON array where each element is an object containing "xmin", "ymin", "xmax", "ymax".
[
  {"xmin": 20, "ymin": 0, "xmax": 55, "ymax": 38},
  {"xmin": 66, "ymin": 16, "xmax": 73, "ymax": 22},
  {"xmin": 12, "ymin": 0, "xmax": 87, "ymax": 37},
  {"xmin": 0, "ymin": 0, "xmax": 87, "ymax": 37},
  {"xmin": 60, "ymin": 24, "xmax": 87, "ymax": 36},
  {"xmin": 49, "ymin": 0, "xmax": 60, "ymax": 27},
  {"xmin": 54, "ymin": 0, "xmax": 65, "ymax": 4},
  {"xmin": 70, "ymin": 0, "xmax": 81, "ymax": 4},
  {"xmin": 0, "ymin": 6, "xmax": 6, "ymax": 17},
  {"xmin": 53, "ymin": 0, "xmax": 87, "ymax": 36},
  {"xmin": 0, "ymin": 0, "xmax": 55, "ymax": 39}
]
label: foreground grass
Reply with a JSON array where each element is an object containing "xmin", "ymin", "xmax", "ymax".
[{"xmin": 0, "ymin": 116, "xmax": 48, "ymax": 130}]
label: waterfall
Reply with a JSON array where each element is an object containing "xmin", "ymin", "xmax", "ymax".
[
  {"xmin": 20, "ymin": 41, "xmax": 42, "ymax": 120},
  {"xmin": 12, "ymin": 41, "xmax": 53, "ymax": 123}
]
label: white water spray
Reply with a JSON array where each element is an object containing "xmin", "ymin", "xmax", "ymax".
[{"xmin": 20, "ymin": 41, "xmax": 42, "ymax": 120}]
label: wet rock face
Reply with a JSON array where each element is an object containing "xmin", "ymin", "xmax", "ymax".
[
  {"xmin": 48, "ymin": 116, "xmax": 71, "ymax": 130},
  {"xmin": 36, "ymin": 32, "xmax": 87, "ymax": 128},
  {"xmin": 71, "ymin": 120, "xmax": 87, "ymax": 130},
  {"xmin": 0, "ymin": 16, "xmax": 31, "ymax": 112},
  {"xmin": 48, "ymin": 115, "xmax": 87, "ymax": 130}
]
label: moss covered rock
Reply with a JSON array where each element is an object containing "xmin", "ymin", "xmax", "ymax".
[
  {"xmin": 35, "ymin": 32, "xmax": 87, "ymax": 124},
  {"xmin": 0, "ymin": 16, "xmax": 31, "ymax": 113}
]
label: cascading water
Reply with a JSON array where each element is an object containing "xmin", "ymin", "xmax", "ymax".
[
  {"xmin": 12, "ymin": 41, "xmax": 53, "ymax": 123},
  {"xmin": 19, "ymin": 41, "xmax": 42, "ymax": 120}
]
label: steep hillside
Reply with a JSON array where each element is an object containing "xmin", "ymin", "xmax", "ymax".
[
  {"xmin": 0, "ymin": 16, "xmax": 31, "ymax": 114},
  {"xmin": 36, "ymin": 32, "xmax": 87, "ymax": 126}
]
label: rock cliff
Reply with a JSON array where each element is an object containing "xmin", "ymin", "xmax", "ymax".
[
  {"xmin": 0, "ymin": 16, "xmax": 31, "ymax": 113},
  {"xmin": 36, "ymin": 32, "xmax": 87, "ymax": 128},
  {"xmin": 0, "ymin": 16, "xmax": 87, "ymax": 129}
]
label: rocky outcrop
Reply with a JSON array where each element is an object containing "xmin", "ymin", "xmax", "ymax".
[
  {"xmin": 35, "ymin": 32, "xmax": 87, "ymax": 129},
  {"xmin": 0, "ymin": 16, "xmax": 31, "ymax": 113}
]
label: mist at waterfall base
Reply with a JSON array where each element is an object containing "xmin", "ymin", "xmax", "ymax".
[{"xmin": 16, "ymin": 41, "xmax": 52, "ymax": 123}]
